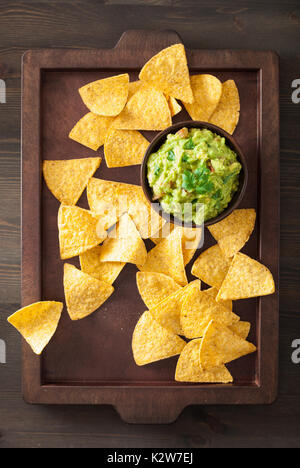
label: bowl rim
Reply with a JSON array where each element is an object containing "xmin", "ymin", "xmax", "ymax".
[{"xmin": 140, "ymin": 120, "xmax": 248, "ymax": 228}]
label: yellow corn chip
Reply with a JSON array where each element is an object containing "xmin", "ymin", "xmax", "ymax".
[
  {"xmin": 113, "ymin": 85, "xmax": 172, "ymax": 131},
  {"xmin": 183, "ymin": 74, "xmax": 222, "ymax": 121},
  {"xmin": 166, "ymin": 95, "xmax": 182, "ymax": 117},
  {"xmin": 217, "ymin": 252, "xmax": 275, "ymax": 300},
  {"xmin": 136, "ymin": 271, "xmax": 182, "ymax": 310},
  {"xmin": 209, "ymin": 80, "xmax": 240, "ymax": 134},
  {"xmin": 191, "ymin": 244, "xmax": 230, "ymax": 288},
  {"xmin": 43, "ymin": 157, "xmax": 101, "ymax": 206},
  {"xmin": 139, "ymin": 44, "xmax": 194, "ymax": 103},
  {"xmin": 132, "ymin": 311, "xmax": 185, "ymax": 366},
  {"xmin": 80, "ymin": 245, "xmax": 125, "ymax": 285},
  {"xmin": 69, "ymin": 112, "xmax": 114, "ymax": 151},
  {"xmin": 104, "ymin": 129, "xmax": 149, "ymax": 168},
  {"xmin": 64, "ymin": 263, "xmax": 114, "ymax": 320},
  {"xmin": 7, "ymin": 301, "xmax": 63, "ymax": 355},
  {"xmin": 98, "ymin": 213, "xmax": 147, "ymax": 265},
  {"xmin": 139, "ymin": 228, "xmax": 188, "ymax": 286},
  {"xmin": 208, "ymin": 209, "xmax": 256, "ymax": 258},
  {"xmin": 58, "ymin": 205, "xmax": 105, "ymax": 260},
  {"xmin": 181, "ymin": 286, "xmax": 239, "ymax": 339},
  {"xmin": 200, "ymin": 320, "xmax": 256, "ymax": 370},
  {"xmin": 149, "ymin": 280, "xmax": 200, "ymax": 335},
  {"xmin": 79, "ymin": 74, "xmax": 129, "ymax": 116},
  {"xmin": 203, "ymin": 287, "xmax": 232, "ymax": 311},
  {"xmin": 175, "ymin": 339, "xmax": 233, "ymax": 383},
  {"xmin": 128, "ymin": 80, "xmax": 143, "ymax": 99},
  {"xmin": 228, "ymin": 321, "xmax": 251, "ymax": 340}
]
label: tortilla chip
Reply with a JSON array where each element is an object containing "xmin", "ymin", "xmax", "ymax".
[
  {"xmin": 80, "ymin": 245, "xmax": 125, "ymax": 285},
  {"xmin": 136, "ymin": 271, "xmax": 182, "ymax": 310},
  {"xmin": 104, "ymin": 129, "xmax": 149, "ymax": 168},
  {"xmin": 69, "ymin": 112, "xmax": 114, "ymax": 151},
  {"xmin": 175, "ymin": 339, "xmax": 233, "ymax": 383},
  {"xmin": 191, "ymin": 244, "xmax": 230, "ymax": 288},
  {"xmin": 64, "ymin": 263, "xmax": 114, "ymax": 320},
  {"xmin": 132, "ymin": 311, "xmax": 185, "ymax": 366},
  {"xmin": 228, "ymin": 321, "xmax": 251, "ymax": 340},
  {"xmin": 7, "ymin": 301, "xmax": 63, "ymax": 355},
  {"xmin": 209, "ymin": 80, "xmax": 240, "ymax": 134},
  {"xmin": 166, "ymin": 95, "xmax": 182, "ymax": 117},
  {"xmin": 217, "ymin": 252, "xmax": 275, "ymax": 300},
  {"xmin": 97, "ymin": 213, "xmax": 147, "ymax": 265},
  {"xmin": 79, "ymin": 74, "xmax": 129, "ymax": 116},
  {"xmin": 200, "ymin": 320, "xmax": 256, "ymax": 370},
  {"xmin": 203, "ymin": 287, "xmax": 232, "ymax": 311},
  {"xmin": 113, "ymin": 85, "xmax": 172, "ymax": 131},
  {"xmin": 43, "ymin": 157, "xmax": 101, "ymax": 206},
  {"xmin": 139, "ymin": 44, "xmax": 194, "ymax": 103},
  {"xmin": 58, "ymin": 205, "xmax": 104, "ymax": 260},
  {"xmin": 128, "ymin": 80, "xmax": 143, "ymax": 99},
  {"xmin": 139, "ymin": 228, "xmax": 188, "ymax": 286},
  {"xmin": 149, "ymin": 280, "xmax": 200, "ymax": 335},
  {"xmin": 181, "ymin": 286, "xmax": 239, "ymax": 339},
  {"xmin": 183, "ymin": 74, "xmax": 222, "ymax": 121},
  {"xmin": 208, "ymin": 209, "xmax": 256, "ymax": 258}
]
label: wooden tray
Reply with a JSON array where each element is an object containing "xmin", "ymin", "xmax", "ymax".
[{"xmin": 21, "ymin": 30, "xmax": 279, "ymax": 424}]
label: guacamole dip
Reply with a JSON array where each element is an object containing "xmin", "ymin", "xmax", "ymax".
[{"xmin": 147, "ymin": 127, "xmax": 241, "ymax": 223}]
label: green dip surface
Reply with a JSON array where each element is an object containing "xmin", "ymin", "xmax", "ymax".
[{"xmin": 147, "ymin": 127, "xmax": 242, "ymax": 224}]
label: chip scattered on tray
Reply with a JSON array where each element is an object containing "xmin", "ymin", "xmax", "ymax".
[
  {"xmin": 139, "ymin": 228, "xmax": 188, "ymax": 286},
  {"xmin": 98, "ymin": 213, "xmax": 147, "ymax": 266},
  {"xmin": 151, "ymin": 225, "xmax": 201, "ymax": 265},
  {"xmin": 136, "ymin": 271, "xmax": 182, "ymax": 310},
  {"xmin": 7, "ymin": 301, "xmax": 63, "ymax": 355},
  {"xmin": 202, "ymin": 287, "xmax": 232, "ymax": 311},
  {"xmin": 139, "ymin": 44, "xmax": 194, "ymax": 103},
  {"xmin": 113, "ymin": 85, "xmax": 172, "ymax": 131},
  {"xmin": 58, "ymin": 205, "xmax": 104, "ymax": 260},
  {"xmin": 228, "ymin": 321, "xmax": 251, "ymax": 340},
  {"xmin": 80, "ymin": 245, "xmax": 125, "ymax": 285},
  {"xmin": 132, "ymin": 311, "xmax": 186, "ymax": 366},
  {"xmin": 191, "ymin": 244, "xmax": 230, "ymax": 289},
  {"xmin": 79, "ymin": 74, "xmax": 129, "ymax": 116},
  {"xmin": 183, "ymin": 74, "xmax": 222, "ymax": 121},
  {"xmin": 208, "ymin": 209, "xmax": 256, "ymax": 258},
  {"xmin": 200, "ymin": 320, "xmax": 256, "ymax": 371},
  {"xmin": 216, "ymin": 252, "xmax": 275, "ymax": 301},
  {"xmin": 104, "ymin": 129, "xmax": 149, "ymax": 168},
  {"xmin": 69, "ymin": 112, "xmax": 114, "ymax": 151},
  {"xmin": 181, "ymin": 285, "xmax": 239, "ymax": 339},
  {"xmin": 166, "ymin": 95, "xmax": 182, "ymax": 117},
  {"xmin": 175, "ymin": 339, "xmax": 233, "ymax": 383},
  {"xmin": 64, "ymin": 263, "xmax": 114, "ymax": 320},
  {"xmin": 43, "ymin": 157, "xmax": 101, "ymax": 205},
  {"xmin": 209, "ymin": 79, "xmax": 240, "ymax": 134}
]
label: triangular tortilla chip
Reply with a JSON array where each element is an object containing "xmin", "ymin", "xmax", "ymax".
[
  {"xmin": 209, "ymin": 79, "xmax": 240, "ymax": 134},
  {"xmin": 79, "ymin": 74, "xmax": 129, "ymax": 116},
  {"xmin": 7, "ymin": 301, "xmax": 63, "ymax": 355},
  {"xmin": 208, "ymin": 209, "xmax": 256, "ymax": 258},
  {"xmin": 104, "ymin": 129, "xmax": 149, "ymax": 168},
  {"xmin": 139, "ymin": 44, "xmax": 194, "ymax": 103},
  {"xmin": 202, "ymin": 287, "xmax": 232, "ymax": 311},
  {"xmin": 149, "ymin": 280, "xmax": 200, "ymax": 335},
  {"xmin": 166, "ymin": 95, "xmax": 182, "ymax": 116},
  {"xmin": 136, "ymin": 272, "xmax": 182, "ymax": 310},
  {"xmin": 175, "ymin": 339, "xmax": 233, "ymax": 383},
  {"xmin": 69, "ymin": 112, "xmax": 114, "ymax": 151},
  {"xmin": 64, "ymin": 264, "xmax": 114, "ymax": 320},
  {"xmin": 181, "ymin": 286, "xmax": 239, "ymax": 339},
  {"xmin": 228, "ymin": 321, "xmax": 251, "ymax": 340},
  {"xmin": 191, "ymin": 244, "xmax": 230, "ymax": 288},
  {"xmin": 151, "ymin": 225, "xmax": 201, "ymax": 265},
  {"xmin": 128, "ymin": 80, "xmax": 143, "ymax": 99},
  {"xmin": 132, "ymin": 311, "xmax": 185, "ymax": 366},
  {"xmin": 43, "ymin": 157, "xmax": 101, "ymax": 205},
  {"xmin": 217, "ymin": 252, "xmax": 275, "ymax": 300},
  {"xmin": 139, "ymin": 228, "xmax": 188, "ymax": 286},
  {"xmin": 80, "ymin": 245, "xmax": 125, "ymax": 285},
  {"xmin": 58, "ymin": 205, "xmax": 104, "ymax": 260},
  {"xmin": 200, "ymin": 320, "xmax": 256, "ymax": 370},
  {"xmin": 183, "ymin": 74, "xmax": 222, "ymax": 121},
  {"xmin": 98, "ymin": 213, "xmax": 147, "ymax": 265},
  {"xmin": 113, "ymin": 85, "xmax": 172, "ymax": 131}
]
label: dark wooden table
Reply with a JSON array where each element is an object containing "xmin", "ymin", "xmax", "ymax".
[{"xmin": 0, "ymin": 0, "xmax": 299, "ymax": 448}]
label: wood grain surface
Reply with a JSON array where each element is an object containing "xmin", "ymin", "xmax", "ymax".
[{"xmin": 0, "ymin": 0, "xmax": 299, "ymax": 447}]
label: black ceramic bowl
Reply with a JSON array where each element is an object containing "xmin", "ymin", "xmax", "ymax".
[{"xmin": 140, "ymin": 121, "xmax": 248, "ymax": 228}]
